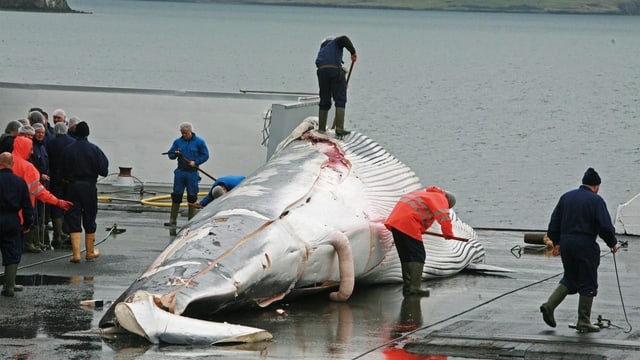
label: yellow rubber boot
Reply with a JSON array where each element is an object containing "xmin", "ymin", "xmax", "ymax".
[
  {"xmin": 69, "ymin": 232, "xmax": 82, "ymax": 263},
  {"xmin": 85, "ymin": 233, "xmax": 100, "ymax": 261}
]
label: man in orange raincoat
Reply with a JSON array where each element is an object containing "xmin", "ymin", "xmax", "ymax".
[
  {"xmin": 384, "ymin": 186, "xmax": 456, "ymax": 297},
  {"xmin": 11, "ymin": 136, "xmax": 73, "ymax": 253}
]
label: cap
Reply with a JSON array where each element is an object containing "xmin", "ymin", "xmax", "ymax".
[
  {"xmin": 445, "ymin": 191, "xmax": 456, "ymax": 208},
  {"xmin": 582, "ymin": 167, "xmax": 601, "ymax": 186},
  {"xmin": 75, "ymin": 121, "xmax": 90, "ymax": 137}
]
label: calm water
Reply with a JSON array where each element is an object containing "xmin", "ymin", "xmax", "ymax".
[{"xmin": 1, "ymin": 0, "xmax": 639, "ymax": 229}]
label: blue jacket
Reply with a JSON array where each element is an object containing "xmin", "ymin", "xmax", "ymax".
[
  {"xmin": 167, "ymin": 133, "xmax": 209, "ymax": 172},
  {"xmin": 315, "ymin": 36, "xmax": 356, "ymax": 67},
  {"xmin": 200, "ymin": 175, "xmax": 245, "ymax": 207},
  {"xmin": 46, "ymin": 133, "xmax": 75, "ymax": 186},
  {"xmin": 61, "ymin": 137, "xmax": 109, "ymax": 182},
  {"xmin": 547, "ymin": 185, "xmax": 617, "ymax": 249}
]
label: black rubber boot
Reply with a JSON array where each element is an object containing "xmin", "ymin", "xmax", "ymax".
[{"xmin": 540, "ymin": 283, "xmax": 568, "ymax": 328}]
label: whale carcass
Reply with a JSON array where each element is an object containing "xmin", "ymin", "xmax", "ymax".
[{"xmin": 99, "ymin": 119, "xmax": 506, "ymax": 344}]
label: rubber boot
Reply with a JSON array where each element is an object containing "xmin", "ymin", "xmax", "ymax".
[
  {"xmin": 188, "ymin": 205, "xmax": 196, "ymax": 220},
  {"xmin": 405, "ymin": 262, "xmax": 430, "ymax": 297},
  {"xmin": 85, "ymin": 233, "xmax": 100, "ymax": 261},
  {"xmin": 400, "ymin": 262, "xmax": 411, "ymax": 296},
  {"xmin": 1, "ymin": 264, "xmax": 18, "ymax": 297},
  {"xmin": 540, "ymin": 283, "xmax": 568, "ymax": 328},
  {"xmin": 69, "ymin": 232, "xmax": 82, "ymax": 263},
  {"xmin": 24, "ymin": 230, "xmax": 42, "ymax": 253},
  {"xmin": 51, "ymin": 217, "xmax": 64, "ymax": 247},
  {"xmin": 334, "ymin": 107, "xmax": 350, "ymax": 137},
  {"xmin": 576, "ymin": 295, "xmax": 600, "ymax": 333},
  {"xmin": 318, "ymin": 109, "xmax": 328, "ymax": 133},
  {"xmin": 164, "ymin": 202, "xmax": 180, "ymax": 227}
]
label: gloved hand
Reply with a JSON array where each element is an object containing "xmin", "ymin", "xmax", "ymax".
[
  {"xmin": 56, "ymin": 199, "xmax": 73, "ymax": 211},
  {"xmin": 189, "ymin": 202, "xmax": 203, "ymax": 209}
]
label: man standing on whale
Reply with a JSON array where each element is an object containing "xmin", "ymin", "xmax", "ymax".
[{"xmin": 315, "ymin": 35, "xmax": 357, "ymax": 136}]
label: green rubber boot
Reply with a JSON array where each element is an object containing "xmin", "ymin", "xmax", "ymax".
[
  {"xmin": 318, "ymin": 109, "xmax": 328, "ymax": 133},
  {"xmin": 576, "ymin": 295, "xmax": 600, "ymax": 333},
  {"xmin": 2, "ymin": 264, "xmax": 18, "ymax": 297},
  {"xmin": 400, "ymin": 262, "xmax": 411, "ymax": 296},
  {"xmin": 540, "ymin": 283, "xmax": 568, "ymax": 328},
  {"xmin": 188, "ymin": 205, "xmax": 196, "ymax": 220},
  {"xmin": 405, "ymin": 262, "xmax": 430, "ymax": 297},
  {"xmin": 164, "ymin": 202, "xmax": 180, "ymax": 227},
  {"xmin": 51, "ymin": 217, "xmax": 64, "ymax": 247},
  {"xmin": 334, "ymin": 107, "xmax": 350, "ymax": 137}
]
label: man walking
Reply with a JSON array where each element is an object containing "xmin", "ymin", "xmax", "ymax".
[{"xmin": 540, "ymin": 168, "xmax": 619, "ymax": 332}]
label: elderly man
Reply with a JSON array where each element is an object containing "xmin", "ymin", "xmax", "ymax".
[
  {"xmin": 165, "ymin": 122, "xmax": 209, "ymax": 228},
  {"xmin": 541, "ymin": 168, "xmax": 619, "ymax": 333},
  {"xmin": 0, "ymin": 152, "xmax": 34, "ymax": 297}
]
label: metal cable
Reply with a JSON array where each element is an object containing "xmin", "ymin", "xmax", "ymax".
[
  {"xmin": 611, "ymin": 251, "xmax": 633, "ymax": 333},
  {"xmin": 0, "ymin": 224, "xmax": 121, "ymax": 274},
  {"xmin": 353, "ymin": 245, "xmax": 633, "ymax": 359}
]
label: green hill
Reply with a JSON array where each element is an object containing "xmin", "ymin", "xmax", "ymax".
[{"xmin": 195, "ymin": 0, "xmax": 640, "ymax": 15}]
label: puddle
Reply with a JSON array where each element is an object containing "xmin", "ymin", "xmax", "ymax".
[{"xmin": 8, "ymin": 274, "xmax": 96, "ymax": 286}]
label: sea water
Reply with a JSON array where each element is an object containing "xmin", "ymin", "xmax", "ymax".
[{"xmin": 1, "ymin": 0, "xmax": 638, "ymax": 229}]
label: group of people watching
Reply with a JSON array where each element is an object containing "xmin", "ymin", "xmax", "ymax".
[{"xmin": 0, "ymin": 108, "xmax": 108, "ymax": 297}]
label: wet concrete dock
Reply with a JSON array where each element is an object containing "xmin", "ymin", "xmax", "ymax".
[{"xmin": 0, "ymin": 200, "xmax": 638, "ymax": 359}]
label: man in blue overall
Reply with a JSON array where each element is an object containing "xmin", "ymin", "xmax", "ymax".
[
  {"xmin": 190, "ymin": 175, "xmax": 245, "ymax": 209},
  {"xmin": 540, "ymin": 168, "xmax": 619, "ymax": 333},
  {"xmin": 315, "ymin": 35, "xmax": 357, "ymax": 136},
  {"xmin": 165, "ymin": 122, "xmax": 209, "ymax": 227}
]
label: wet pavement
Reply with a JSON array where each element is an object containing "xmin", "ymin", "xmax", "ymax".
[{"xmin": 1, "ymin": 198, "xmax": 638, "ymax": 360}]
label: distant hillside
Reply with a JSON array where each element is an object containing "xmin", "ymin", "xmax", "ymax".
[
  {"xmin": 0, "ymin": 0, "xmax": 73, "ymax": 11},
  {"xmin": 154, "ymin": 0, "xmax": 640, "ymax": 15}
]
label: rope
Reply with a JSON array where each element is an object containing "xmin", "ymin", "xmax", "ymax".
[
  {"xmin": 353, "ymin": 243, "xmax": 633, "ymax": 359},
  {"xmin": 0, "ymin": 224, "xmax": 122, "ymax": 274},
  {"xmin": 611, "ymin": 251, "xmax": 633, "ymax": 333}
]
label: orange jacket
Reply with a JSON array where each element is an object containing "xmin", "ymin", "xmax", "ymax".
[
  {"xmin": 11, "ymin": 136, "xmax": 60, "ymax": 207},
  {"xmin": 384, "ymin": 186, "xmax": 453, "ymax": 241}
]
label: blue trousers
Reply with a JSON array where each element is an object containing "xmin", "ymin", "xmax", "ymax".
[
  {"xmin": 317, "ymin": 67, "xmax": 347, "ymax": 110},
  {"xmin": 172, "ymin": 169, "xmax": 200, "ymax": 204}
]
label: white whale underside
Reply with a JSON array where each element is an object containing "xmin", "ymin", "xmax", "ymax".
[{"xmin": 106, "ymin": 118, "xmax": 511, "ymax": 345}]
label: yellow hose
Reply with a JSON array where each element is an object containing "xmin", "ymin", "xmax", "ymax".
[{"xmin": 98, "ymin": 192, "xmax": 208, "ymax": 208}]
